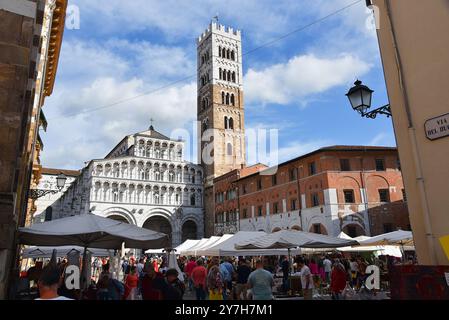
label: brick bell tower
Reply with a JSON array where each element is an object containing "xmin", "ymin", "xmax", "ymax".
[{"xmin": 197, "ymin": 22, "xmax": 246, "ymax": 236}]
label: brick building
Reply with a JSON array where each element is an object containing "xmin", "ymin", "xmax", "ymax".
[
  {"xmin": 213, "ymin": 146, "xmax": 410, "ymax": 237},
  {"xmin": 213, "ymin": 164, "xmax": 267, "ymax": 235}
]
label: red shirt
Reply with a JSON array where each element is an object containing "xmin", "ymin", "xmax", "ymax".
[
  {"xmin": 141, "ymin": 272, "xmax": 164, "ymax": 300},
  {"xmin": 191, "ymin": 266, "xmax": 207, "ymax": 288},
  {"xmin": 330, "ymin": 267, "xmax": 347, "ymax": 293},
  {"xmin": 153, "ymin": 260, "xmax": 159, "ymax": 273},
  {"xmin": 185, "ymin": 261, "xmax": 197, "ymax": 277},
  {"xmin": 125, "ymin": 274, "xmax": 138, "ymax": 288}
]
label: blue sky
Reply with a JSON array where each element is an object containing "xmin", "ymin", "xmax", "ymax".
[{"xmin": 41, "ymin": 0, "xmax": 396, "ymax": 169}]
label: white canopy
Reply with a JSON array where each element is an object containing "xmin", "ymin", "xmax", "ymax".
[
  {"xmin": 197, "ymin": 231, "xmax": 301, "ymax": 256},
  {"xmin": 235, "ymin": 230, "xmax": 359, "ymax": 250},
  {"xmin": 182, "ymin": 235, "xmax": 234, "ymax": 256},
  {"xmin": 22, "ymin": 246, "xmax": 113, "ymax": 259},
  {"xmin": 18, "ymin": 214, "xmax": 169, "ymax": 249},
  {"xmin": 358, "ymin": 230, "xmax": 414, "ymax": 246}
]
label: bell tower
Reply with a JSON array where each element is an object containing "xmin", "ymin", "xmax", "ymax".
[{"xmin": 197, "ymin": 22, "xmax": 246, "ymax": 236}]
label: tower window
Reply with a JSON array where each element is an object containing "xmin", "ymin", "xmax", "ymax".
[
  {"xmin": 227, "ymin": 70, "xmax": 231, "ymax": 81},
  {"xmin": 222, "ymin": 92, "xmax": 225, "ymax": 104},
  {"xmin": 229, "ymin": 117, "xmax": 234, "ymax": 130},
  {"xmin": 222, "ymin": 48, "xmax": 226, "ymax": 58},
  {"xmin": 231, "ymin": 50, "xmax": 235, "ymax": 61},
  {"xmin": 222, "ymin": 69, "xmax": 226, "ymax": 81},
  {"xmin": 311, "ymin": 193, "xmax": 320, "ymax": 207},
  {"xmin": 340, "ymin": 159, "xmax": 351, "ymax": 171},
  {"xmin": 226, "ymin": 93, "xmax": 230, "ymax": 105},
  {"xmin": 227, "ymin": 49, "xmax": 230, "ymax": 59},
  {"xmin": 219, "ymin": 46, "xmax": 222, "ymax": 57},
  {"xmin": 232, "ymin": 71, "xmax": 236, "ymax": 83},
  {"xmin": 231, "ymin": 94, "xmax": 235, "ymax": 106},
  {"xmin": 224, "ymin": 116, "xmax": 228, "ymax": 129},
  {"xmin": 219, "ymin": 68, "xmax": 222, "ymax": 80},
  {"xmin": 227, "ymin": 143, "xmax": 233, "ymax": 156}
]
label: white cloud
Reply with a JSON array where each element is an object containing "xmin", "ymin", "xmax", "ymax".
[{"xmin": 245, "ymin": 53, "xmax": 371, "ymax": 105}]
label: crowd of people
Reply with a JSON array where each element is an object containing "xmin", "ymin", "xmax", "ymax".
[{"xmin": 23, "ymin": 250, "xmax": 410, "ymax": 300}]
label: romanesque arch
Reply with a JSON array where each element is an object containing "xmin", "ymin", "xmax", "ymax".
[{"xmin": 181, "ymin": 220, "xmax": 197, "ymax": 242}]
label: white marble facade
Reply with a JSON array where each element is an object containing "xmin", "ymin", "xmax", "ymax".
[{"xmin": 53, "ymin": 127, "xmax": 204, "ymax": 246}]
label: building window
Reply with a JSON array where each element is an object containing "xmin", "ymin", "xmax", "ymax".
[
  {"xmin": 224, "ymin": 116, "xmax": 228, "ymax": 129},
  {"xmin": 289, "ymin": 168, "xmax": 297, "ymax": 181},
  {"xmin": 383, "ymin": 223, "xmax": 393, "ymax": 233},
  {"xmin": 402, "ymin": 189, "xmax": 407, "ymax": 202},
  {"xmin": 190, "ymin": 195, "xmax": 196, "ymax": 206},
  {"xmin": 257, "ymin": 206, "xmax": 263, "ymax": 217},
  {"xmin": 311, "ymin": 193, "xmax": 320, "ymax": 207},
  {"xmin": 375, "ymin": 158, "xmax": 385, "ymax": 171},
  {"xmin": 379, "ymin": 189, "xmax": 390, "ymax": 202},
  {"xmin": 273, "ymin": 202, "xmax": 279, "ymax": 214},
  {"xmin": 242, "ymin": 184, "xmax": 247, "ymax": 194},
  {"xmin": 343, "ymin": 190, "xmax": 355, "ymax": 203},
  {"xmin": 227, "ymin": 143, "xmax": 233, "ymax": 156},
  {"xmin": 309, "ymin": 162, "xmax": 316, "ymax": 175},
  {"xmin": 242, "ymin": 208, "xmax": 247, "ymax": 219},
  {"xmin": 340, "ymin": 159, "xmax": 351, "ymax": 171},
  {"xmin": 312, "ymin": 224, "xmax": 322, "ymax": 234},
  {"xmin": 272, "ymin": 174, "xmax": 277, "ymax": 186},
  {"xmin": 44, "ymin": 206, "xmax": 53, "ymax": 222},
  {"xmin": 229, "ymin": 117, "xmax": 234, "ymax": 129},
  {"xmin": 257, "ymin": 179, "xmax": 262, "ymax": 190},
  {"xmin": 290, "ymin": 199, "xmax": 297, "ymax": 211}
]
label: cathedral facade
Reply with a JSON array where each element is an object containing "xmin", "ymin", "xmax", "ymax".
[{"xmin": 53, "ymin": 126, "xmax": 204, "ymax": 246}]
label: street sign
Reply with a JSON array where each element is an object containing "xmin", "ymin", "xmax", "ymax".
[{"xmin": 425, "ymin": 112, "xmax": 449, "ymax": 140}]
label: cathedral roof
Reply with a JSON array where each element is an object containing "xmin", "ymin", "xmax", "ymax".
[{"xmin": 135, "ymin": 125, "xmax": 172, "ymax": 141}]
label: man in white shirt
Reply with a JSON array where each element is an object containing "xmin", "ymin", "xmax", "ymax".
[
  {"xmin": 35, "ymin": 264, "xmax": 73, "ymax": 300},
  {"xmin": 297, "ymin": 257, "xmax": 314, "ymax": 300},
  {"xmin": 323, "ymin": 256, "xmax": 332, "ymax": 284}
]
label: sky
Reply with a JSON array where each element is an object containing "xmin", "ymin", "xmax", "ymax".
[{"xmin": 41, "ymin": 0, "xmax": 397, "ymax": 170}]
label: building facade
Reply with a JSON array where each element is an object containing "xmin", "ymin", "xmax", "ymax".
[
  {"xmin": 197, "ymin": 22, "xmax": 246, "ymax": 236},
  {"xmin": 213, "ymin": 164, "xmax": 268, "ymax": 235},
  {"xmin": 215, "ymin": 146, "xmax": 410, "ymax": 237},
  {"xmin": 371, "ymin": 0, "xmax": 449, "ymax": 265},
  {"xmin": 53, "ymin": 126, "xmax": 204, "ymax": 246},
  {"xmin": 0, "ymin": 0, "xmax": 67, "ymax": 298},
  {"xmin": 32, "ymin": 168, "xmax": 80, "ymax": 224}
]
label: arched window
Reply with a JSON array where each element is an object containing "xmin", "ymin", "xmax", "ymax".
[
  {"xmin": 229, "ymin": 117, "xmax": 234, "ymax": 130},
  {"xmin": 226, "ymin": 93, "xmax": 230, "ymax": 105},
  {"xmin": 232, "ymin": 72, "xmax": 236, "ymax": 83},
  {"xmin": 231, "ymin": 94, "xmax": 235, "ymax": 106},
  {"xmin": 231, "ymin": 50, "xmax": 235, "ymax": 61},
  {"xmin": 224, "ymin": 116, "xmax": 228, "ymax": 129},
  {"xmin": 155, "ymin": 171, "xmax": 160, "ymax": 181},
  {"xmin": 222, "ymin": 47, "xmax": 226, "ymax": 58},
  {"xmin": 227, "ymin": 49, "xmax": 230, "ymax": 59},
  {"xmin": 227, "ymin": 70, "xmax": 231, "ymax": 81},
  {"xmin": 45, "ymin": 206, "xmax": 53, "ymax": 221},
  {"xmin": 190, "ymin": 194, "xmax": 196, "ymax": 206},
  {"xmin": 202, "ymin": 98, "xmax": 206, "ymax": 110},
  {"xmin": 227, "ymin": 143, "xmax": 233, "ymax": 156},
  {"xmin": 218, "ymin": 46, "xmax": 221, "ymax": 57},
  {"xmin": 222, "ymin": 92, "xmax": 225, "ymax": 104},
  {"xmin": 219, "ymin": 68, "xmax": 222, "ymax": 80},
  {"xmin": 222, "ymin": 70, "xmax": 226, "ymax": 81}
]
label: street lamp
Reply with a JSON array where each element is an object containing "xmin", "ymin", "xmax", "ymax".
[
  {"xmin": 29, "ymin": 173, "xmax": 67, "ymax": 199},
  {"xmin": 345, "ymin": 80, "xmax": 392, "ymax": 119}
]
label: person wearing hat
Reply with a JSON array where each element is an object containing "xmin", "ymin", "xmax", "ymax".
[{"xmin": 161, "ymin": 268, "xmax": 185, "ymax": 300}]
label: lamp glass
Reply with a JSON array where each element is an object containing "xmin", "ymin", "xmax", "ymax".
[{"xmin": 56, "ymin": 173, "xmax": 67, "ymax": 190}]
